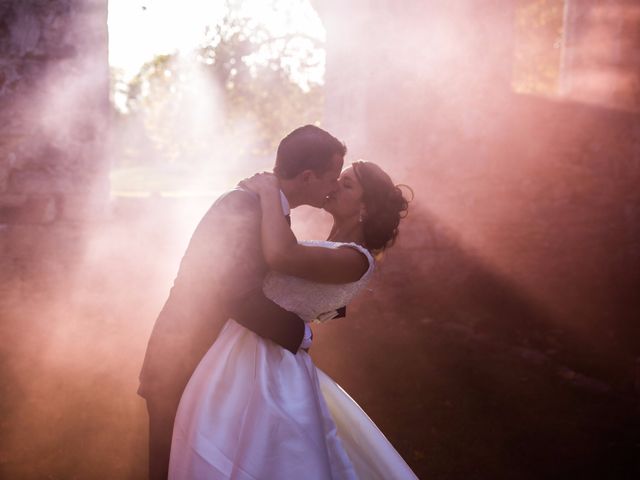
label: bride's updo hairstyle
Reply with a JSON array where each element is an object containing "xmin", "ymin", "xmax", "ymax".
[{"xmin": 352, "ymin": 161, "xmax": 412, "ymax": 253}]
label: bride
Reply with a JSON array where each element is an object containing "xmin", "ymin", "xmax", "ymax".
[{"xmin": 169, "ymin": 161, "xmax": 417, "ymax": 479}]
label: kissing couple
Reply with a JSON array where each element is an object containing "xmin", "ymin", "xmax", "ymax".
[{"xmin": 138, "ymin": 125, "xmax": 417, "ymax": 479}]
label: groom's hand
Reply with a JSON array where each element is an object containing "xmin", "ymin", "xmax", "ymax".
[
  {"xmin": 229, "ymin": 287, "xmax": 306, "ymax": 354},
  {"xmin": 238, "ymin": 172, "xmax": 279, "ymax": 197}
]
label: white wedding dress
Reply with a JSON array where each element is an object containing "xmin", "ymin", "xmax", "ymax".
[{"xmin": 169, "ymin": 241, "xmax": 418, "ymax": 479}]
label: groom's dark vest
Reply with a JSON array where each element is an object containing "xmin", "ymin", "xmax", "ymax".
[{"xmin": 138, "ymin": 189, "xmax": 304, "ymax": 401}]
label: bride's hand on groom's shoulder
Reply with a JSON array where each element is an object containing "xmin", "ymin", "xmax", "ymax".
[{"xmin": 239, "ymin": 172, "xmax": 279, "ymax": 197}]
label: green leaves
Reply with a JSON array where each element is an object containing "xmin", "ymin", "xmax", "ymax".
[{"xmin": 110, "ymin": 1, "xmax": 325, "ymax": 194}]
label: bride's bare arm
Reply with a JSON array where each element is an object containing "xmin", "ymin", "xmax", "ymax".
[{"xmin": 243, "ymin": 174, "xmax": 369, "ymax": 284}]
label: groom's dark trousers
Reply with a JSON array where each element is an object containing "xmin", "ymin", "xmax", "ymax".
[{"xmin": 138, "ymin": 189, "xmax": 306, "ymax": 480}]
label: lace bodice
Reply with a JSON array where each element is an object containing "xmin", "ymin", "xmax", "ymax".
[{"xmin": 262, "ymin": 240, "xmax": 375, "ymax": 322}]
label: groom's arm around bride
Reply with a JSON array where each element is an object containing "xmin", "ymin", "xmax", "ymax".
[{"xmin": 138, "ymin": 188, "xmax": 305, "ymax": 480}]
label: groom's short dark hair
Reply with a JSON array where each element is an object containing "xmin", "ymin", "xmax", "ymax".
[{"xmin": 274, "ymin": 125, "xmax": 346, "ymax": 179}]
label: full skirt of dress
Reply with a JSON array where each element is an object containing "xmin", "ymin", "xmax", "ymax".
[{"xmin": 168, "ymin": 319, "xmax": 418, "ymax": 480}]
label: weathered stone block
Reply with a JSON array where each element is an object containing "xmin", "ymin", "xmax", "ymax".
[
  {"xmin": 9, "ymin": 170, "xmax": 74, "ymax": 194},
  {"xmin": 0, "ymin": 223, "xmax": 9, "ymax": 256},
  {"xmin": 7, "ymin": 5, "xmax": 42, "ymax": 57},
  {"xmin": 0, "ymin": 194, "xmax": 56, "ymax": 224},
  {"xmin": 0, "ymin": 254, "xmax": 24, "ymax": 300},
  {"xmin": 3, "ymin": 224, "xmax": 47, "ymax": 258},
  {"xmin": 4, "ymin": 222, "xmax": 81, "ymax": 259},
  {"xmin": 0, "ymin": 193, "xmax": 28, "ymax": 207},
  {"xmin": 0, "ymin": 164, "xmax": 8, "ymax": 192}
]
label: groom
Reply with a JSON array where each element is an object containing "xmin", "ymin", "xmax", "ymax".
[{"xmin": 138, "ymin": 125, "xmax": 347, "ymax": 480}]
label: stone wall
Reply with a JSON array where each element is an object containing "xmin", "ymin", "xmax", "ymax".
[
  {"xmin": 561, "ymin": 0, "xmax": 640, "ymax": 110},
  {"xmin": 316, "ymin": 0, "xmax": 640, "ymax": 380},
  {"xmin": 0, "ymin": 0, "xmax": 109, "ymax": 294}
]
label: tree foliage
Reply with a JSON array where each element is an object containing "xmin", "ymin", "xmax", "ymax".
[{"xmin": 110, "ymin": 0, "xmax": 324, "ymax": 191}]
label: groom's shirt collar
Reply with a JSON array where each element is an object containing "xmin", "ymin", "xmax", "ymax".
[{"xmin": 279, "ymin": 190, "xmax": 290, "ymax": 216}]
